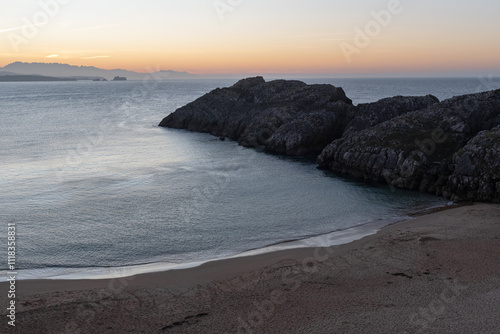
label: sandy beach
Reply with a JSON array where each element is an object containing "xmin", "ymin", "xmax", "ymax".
[{"xmin": 2, "ymin": 203, "xmax": 500, "ymax": 333}]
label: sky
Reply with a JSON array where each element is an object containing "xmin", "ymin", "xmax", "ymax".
[{"xmin": 1, "ymin": 0, "xmax": 499, "ymax": 76}]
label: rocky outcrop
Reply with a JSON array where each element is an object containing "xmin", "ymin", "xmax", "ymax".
[
  {"xmin": 318, "ymin": 89, "xmax": 500, "ymax": 202},
  {"xmin": 159, "ymin": 77, "xmax": 500, "ymax": 202},
  {"xmin": 160, "ymin": 77, "xmax": 355, "ymax": 156},
  {"xmin": 159, "ymin": 77, "xmax": 439, "ymax": 157},
  {"xmin": 344, "ymin": 95, "xmax": 440, "ymax": 135},
  {"xmin": 447, "ymin": 126, "xmax": 500, "ymax": 202}
]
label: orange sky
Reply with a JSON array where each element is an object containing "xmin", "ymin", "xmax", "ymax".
[{"xmin": 1, "ymin": 0, "xmax": 499, "ymax": 76}]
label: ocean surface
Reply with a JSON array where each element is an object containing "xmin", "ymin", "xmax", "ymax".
[{"xmin": 1, "ymin": 77, "xmax": 499, "ymax": 280}]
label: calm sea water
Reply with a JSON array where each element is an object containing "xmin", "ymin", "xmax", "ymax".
[{"xmin": 1, "ymin": 77, "xmax": 498, "ymax": 280}]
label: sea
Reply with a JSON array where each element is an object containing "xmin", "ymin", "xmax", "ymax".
[{"xmin": 1, "ymin": 77, "xmax": 499, "ymax": 281}]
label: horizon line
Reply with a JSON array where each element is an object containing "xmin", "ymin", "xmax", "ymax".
[{"xmin": 1, "ymin": 61, "xmax": 499, "ymax": 79}]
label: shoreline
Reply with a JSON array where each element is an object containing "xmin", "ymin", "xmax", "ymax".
[
  {"xmin": 0, "ymin": 216, "xmax": 404, "ymax": 282},
  {"xmin": 10, "ymin": 202, "xmax": 460, "ymax": 289},
  {"xmin": 1, "ymin": 202, "xmax": 453, "ymax": 282},
  {"xmin": 2, "ymin": 203, "xmax": 499, "ymax": 333}
]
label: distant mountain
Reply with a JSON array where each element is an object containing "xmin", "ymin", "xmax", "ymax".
[
  {"xmin": 0, "ymin": 71, "xmax": 19, "ymax": 76},
  {"xmin": 0, "ymin": 75, "xmax": 77, "ymax": 82},
  {"xmin": 0, "ymin": 62, "xmax": 197, "ymax": 80},
  {"xmin": 0, "ymin": 69, "xmax": 104, "ymax": 81},
  {"xmin": 68, "ymin": 76, "xmax": 106, "ymax": 81}
]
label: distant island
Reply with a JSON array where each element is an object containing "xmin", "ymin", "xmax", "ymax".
[
  {"xmin": 0, "ymin": 62, "xmax": 196, "ymax": 81},
  {"xmin": 112, "ymin": 76, "xmax": 127, "ymax": 81}
]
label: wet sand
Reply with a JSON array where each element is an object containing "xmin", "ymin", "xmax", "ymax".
[{"xmin": 1, "ymin": 203, "xmax": 499, "ymax": 333}]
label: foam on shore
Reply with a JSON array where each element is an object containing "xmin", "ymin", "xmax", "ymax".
[{"xmin": 0, "ymin": 216, "xmax": 409, "ymax": 282}]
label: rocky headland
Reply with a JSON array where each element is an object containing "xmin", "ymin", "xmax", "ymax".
[
  {"xmin": 160, "ymin": 76, "xmax": 354, "ymax": 156},
  {"xmin": 159, "ymin": 77, "xmax": 500, "ymax": 202}
]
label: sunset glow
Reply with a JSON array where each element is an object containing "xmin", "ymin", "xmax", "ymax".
[{"xmin": 1, "ymin": 0, "xmax": 499, "ymax": 76}]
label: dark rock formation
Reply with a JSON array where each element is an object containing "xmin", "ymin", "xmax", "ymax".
[
  {"xmin": 318, "ymin": 89, "xmax": 500, "ymax": 202},
  {"xmin": 160, "ymin": 77, "xmax": 354, "ymax": 156},
  {"xmin": 344, "ymin": 95, "xmax": 440, "ymax": 135},
  {"xmin": 447, "ymin": 125, "xmax": 500, "ymax": 202},
  {"xmin": 159, "ymin": 77, "xmax": 500, "ymax": 202}
]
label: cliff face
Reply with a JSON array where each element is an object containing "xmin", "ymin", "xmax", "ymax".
[{"xmin": 159, "ymin": 77, "xmax": 500, "ymax": 202}]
